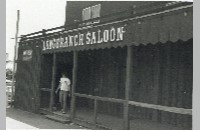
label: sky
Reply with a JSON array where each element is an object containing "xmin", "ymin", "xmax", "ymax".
[{"xmin": 6, "ymin": 0, "xmax": 67, "ymax": 60}]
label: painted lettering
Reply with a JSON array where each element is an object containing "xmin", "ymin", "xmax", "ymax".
[
  {"xmin": 97, "ymin": 30, "xmax": 103, "ymax": 44},
  {"xmin": 91, "ymin": 32, "xmax": 97, "ymax": 44},
  {"xmin": 116, "ymin": 27, "xmax": 125, "ymax": 41},
  {"xmin": 79, "ymin": 33, "xmax": 84, "ymax": 45},
  {"xmin": 42, "ymin": 26, "xmax": 126, "ymax": 51},
  {"xmin": 74, "ymin": 35, "xmax": 78, "ymax": 46},
  {"xmin": 69, "ymin": 35, "xmax": 73, "ymax": 46},
  {"xmin": 103, "ymin": 30, "xmax": 109, "ymax": 42},
  {"xmin": 110, "ymin": 27, "xmax": 116, "ymax": 41},
  {"xmin": 86, "ymin": 32, "xmax": 91, "ymax": 44}
]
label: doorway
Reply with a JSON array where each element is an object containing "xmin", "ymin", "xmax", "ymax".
[{"xmin": 53, "ymin": 52, "xmax": 73, "ymax": 112}]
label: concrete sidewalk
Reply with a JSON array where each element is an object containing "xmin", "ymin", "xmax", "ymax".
[
  {"xmin": 6, "ymin": 108, "xmax": 86, "ymax": 129},
  {"xmin": 6, "ymin": 117, "xmax": 39, "ymax": 129}
]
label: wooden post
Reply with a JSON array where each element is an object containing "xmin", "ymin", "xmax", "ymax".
[
  {"xmin": 124, "ymin": 46, "xmax": 133, "ymax": 130},
  {"xmin": 94, "ymin": 99, "xmax": 98, "ymax": 124},
  {"xmin": 11, "ymin": 10, "xmax": 20, "ymax": 107},
  {"xmin": 70, "ymin": 51, "xmax": 78, "ymax": 119},
  {"xmin": 49, "ymin": 53, "xmax": 57, "ymax": 111}
]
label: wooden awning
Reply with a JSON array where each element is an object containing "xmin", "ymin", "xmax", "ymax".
[
  {"xmin": 20, "ymin": 3, "xmax": 193, "ymax": 54},
  {"xmin": 129, "ymin": 4, "xmax": 193, "ymax": 45}
]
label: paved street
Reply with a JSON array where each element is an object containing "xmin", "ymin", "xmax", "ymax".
[{"xmin": 6, "ymin": 108, "xmax": 86, "ymax": 129}]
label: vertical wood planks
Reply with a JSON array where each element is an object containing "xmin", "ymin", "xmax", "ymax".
[
  {"xmin": 71, "ymin": 51, "xmax": 78, "ymax": 119},
  {"xmin": 124, "ymin": 46, "xmax": 133, "ymax": 130},
  {"xmin": 161, "ymin": 43, "xmax": 171, "ymax": 124},
  {"xmin": 176, "ymin": 41, "xmax": 185, "ymax": 127},
  {"xmin": 49, "ymin": 53, "xmax": 57, "ymax": 111},
  {"xmin": 127, "ymin": 40, "xmax": 192, "ymax": 128},
  {"xmin": 151, "ymin": 44, "xmax": 161, "ymax": 122},
  {"xmin": 94, "ymin": 99, "xmax": 98, "ymax": 124}
]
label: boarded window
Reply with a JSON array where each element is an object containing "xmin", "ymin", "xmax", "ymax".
[
  {"xmin": 82, "ymin": 7, "xmax": 91, "ymax": 21},
  {"xmin": 91, "ymin": 4, "xmax": 101, "ymax": 23},
  {"xmin": 91, "ymin": 4, "xmax": 101, "ymax": 19},
  {"xmin": 82, "ymin": 4, "xmax": 101, "ymax": 24}
]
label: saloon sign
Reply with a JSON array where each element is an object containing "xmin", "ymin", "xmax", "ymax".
[{"xmin": 42, "ymin": 26, "xmax": 126, "ymax": 50}]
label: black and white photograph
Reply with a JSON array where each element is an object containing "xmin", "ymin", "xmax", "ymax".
[{"xmin": 6, "ymin": 0, "xmax": 193, "ymax": 130}]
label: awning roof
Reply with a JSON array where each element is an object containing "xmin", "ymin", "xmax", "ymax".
[
  {"xmin": 20, "ymin": 3, "xmax": 193, "ymax": 54},
  {"xmin": 129, "ymin": 4, "xmax": 193, "ymax": 45}
]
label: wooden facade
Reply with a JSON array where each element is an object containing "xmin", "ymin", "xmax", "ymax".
[
  {"xmin": 15, "ymin": 1, "xmax": 193, "ymax": 130},
  {"xmin": 15, "ymin": 40, "xmax": 42, "ymax": 112}
]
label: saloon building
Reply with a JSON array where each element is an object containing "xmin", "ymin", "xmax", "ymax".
[{"xmin": 15, "ymin": 1, "xmax": 193, "ymax": 130}]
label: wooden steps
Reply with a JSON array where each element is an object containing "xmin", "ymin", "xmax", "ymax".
[
  {"xmin": 40, "ymin": 109, "xmax": 113, "ymax": 129},
  {"xmin": 73, "ymin": 118, "xmax": 112, "ymax": 130},
  {"xmin": 45, "ymin": 114, "xmax": 71, "ymax": 124},
  {"xmin": 52, "ymin": 111, "xmax": 70, "ymax": 119},
  {"xmin": 40, "ymin": 109, "xmax": 72, "ymax": 124}
]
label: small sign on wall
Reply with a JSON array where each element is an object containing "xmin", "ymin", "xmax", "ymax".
[{"xmin": 22, "ymin": 50, "xmax": 32, "ymax": 61}]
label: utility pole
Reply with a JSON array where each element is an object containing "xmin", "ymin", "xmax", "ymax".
[{"xmin": 11, "ymin": 10, "xmax": 20, "ymax": 107}]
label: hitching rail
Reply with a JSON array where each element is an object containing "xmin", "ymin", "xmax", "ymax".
[
  {"xmin": 74, "ymin": 93, "xmax": 192, "ymax": 115},
  {"xmin": 128, "ymin": 100, "xmax": 192, "ymax": 115},
  {"xmin": 74, "ymin": 93, "xmax": 124, "ymax": 103}
]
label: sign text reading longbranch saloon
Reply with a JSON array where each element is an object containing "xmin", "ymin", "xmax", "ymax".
[{"xmin": 42, "ymin": 26, "xmax": 125, "ymax": 50}]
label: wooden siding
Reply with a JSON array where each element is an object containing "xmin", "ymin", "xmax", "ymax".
[
  {"xmin": 76, "ymin": 47, "xmax": 126, "ymax": 116},
  {"xmin": 15, "ymin": 41, "xmax": 43, "ymax": 113},
  {"xmin": 65, "ymin": 1, "xmax": 168, "ymax": 25},
  {"xmin": 129, "ymin": 39, "xmax": 192, "ymax": 128},
  {"xmin": 74, "ymin": 39, "xmax": 192, "ymax": 128}
]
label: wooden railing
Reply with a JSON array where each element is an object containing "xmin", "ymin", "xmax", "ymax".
[
  {"xmin": 74, "ymin": 93, "xmax": 192, "ymax": 115},
  {"xmin": 73, "ymin": 92, "xmax": 192, "ymax": 128}
]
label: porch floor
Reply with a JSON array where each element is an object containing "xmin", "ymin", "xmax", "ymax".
[
  {"xmin": 74, "ymin": 108, "xmax": 191, "ymax": 130},
  {"xmin": 41, "ymin": 108, "xmax": 191, "ymax": 130}
]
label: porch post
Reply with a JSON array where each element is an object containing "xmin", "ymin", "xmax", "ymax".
[
  {"xmin": 94, "ymin": 99, "xmax": 98, "ymax": 124},
  {"xmin": 50, "ymin": 53, "xmax": 57, "ymax": 111},
  {"xmin": 124, "ymin": 46, "xmax": 133, "ymax": 130},
  {"xmin": 70, "ymin": 51, "xmax": 78, "ymax": 119}
]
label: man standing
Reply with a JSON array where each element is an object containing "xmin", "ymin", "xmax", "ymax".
[{"xmin": 56, "ymin": 73, "xmax": 71, "ymax": 114}]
